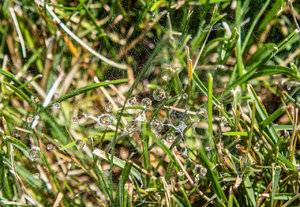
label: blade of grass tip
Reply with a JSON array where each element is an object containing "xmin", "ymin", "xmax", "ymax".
[
  {"xmin": 192, "ymin": 5, "xmax": 222, "ymax": 71},
  {"xmin": 1, "ymin": 81, "xmax": 33, "ymax": 107},
  {"xmin": 258, "ymin": 0, "xmax": 284, "ymax": 32},
  {"xmin": 207, "ymin": 73, "xmax": 216, "ymax": 153},
  {"xmin": 251, "ymin": 65, "xmax": 300, "ymax": 81},
  {"xmin": 141, "ymin": 124, "xmax": 150, "ymax": 172},
  {"xmin": 235, "ymin": 0, "xmax": 248, "ymax": 77},
  {"xmin": 47, "ymin": 78, "xmax": 127, "ymax": 108},
  {"xmin": 260, "ymin": 106, "xmax": 286, "ymax": 127},
  {"xmin": 117, "ymin": 162, "xmax": 132, "ymax": 207},
  {"xmin": 248, "ymin": 101, "xmax": 256, "ymax": 151},
  {"xmin": 35, "ymin": 0, "xmax": 127, "ymax": 70},
  {"xmin": 243, "ymin": 176, "xmax": 256, "ymax": 207},
  {"xmin": 193, "ymin": 73, "xmax": 220, "ymax": 106},
  {"xmin": 1, "ymin": 168, "xmax": 14, "ymax": 200},
  {"xmin": 198, "ymin": 142, "xmax": 227, "ymax": 203},
  {"xmin": 248, "ymin": 85, "xmax": 279, "ymax": 144},
  {"xmin": 0, "ymin": 69, "xmax": 32, "ymax": 95},
  {"xmin": 179, "ymin": 187, "xmax": 192, "ymax": 207},
  {"xmin": 271, "ymin": 164, "xmax": 281, "ymax": 207},
  {"xmin": 93, "ymin": 165, "xmax": 114, "ymax": 203},
  {"xmin": 8, "ymin": 7, "xmax": 26, "ymax": 58},
  {"xmin": 241, "ymin": 0, "xmax": 271, "ymax": 53}
]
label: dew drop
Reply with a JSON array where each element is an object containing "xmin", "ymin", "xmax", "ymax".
[
  {"xmin": 195, "ymin": 174, "xmax": 201, "ymax": 182},
  {"xmin": 128, "ymin": 97, "xmax": 138, "ymax": 106},
  {"xmin": 104, "ymin": 102, "xmax": 113, "ymax": 113},
  {"xmin": 161, "ymin": 74, "xmax": 170, "ymax": 82},
  {"xmin": 141, "ymin": 97, "xmax": 152, "ymax": 108},
  {"xmin": 26, "ymin": 116, "xmax": 33, "ymax": 123},
  {"xmin": 235, "ymin": 144, "xmax": 242, "ymax": 150},
  {"xmin": 177, "ymin": 170, "xmax": 184, "ymax": 177},
  {"xmin": 97, "ymin": 114, "xmax": 114, "ymax": 126},
  {"xmin": 152, "ymin": 88, "xmax": 166, "ymax": 101},
  {"xmin": 29, "ymin": 147, "xmax": 40, "ymax": 161},
  {"xmin": 46, "ymin": 143, "xmax": 54, "ymax": 151},
  {"xmin": 135, "ymin": 111, "xmax": 145, "ymax": 122},
  {"xmin": 166, "ymin": 134, "xmax": 176, "ymax": 143},
  {"xmin": 52, "ymin": 102, "xmax": 60, "ymax": 109},
  {"xmin": 126, "ymin": 122, "xmax": 139, "ymax": 135},
  {"xmin": 150, "ymin": 120, "xmax": 164, "ymax": 133},
  {"xmin": 31, "ymin": 96, "xmax": 40, "ymax": 103},
  {"xmin": 197, "ymin": 165, "xmax": 207, "ymax": 176},
  {"xmin": 283, "ymin": 130, "xmax": 289, "ymax": 137},
  {"xmin": 176, "ymin": 121, "xmax": 187, "ymax": 133},
  {"xmin": 76, "ymin": 139, "xmax": 86, "ymax": 149},
  {"xmin": 71, "ymin": 116, "xmax": 79, "ymax": 124},
  {"xmin": 181, "ymin": 148, "xmax": 188, "ymax": 157},
  {"xmin": 182, "ymin": 93, "xmax": 188, "ymax": 100}
]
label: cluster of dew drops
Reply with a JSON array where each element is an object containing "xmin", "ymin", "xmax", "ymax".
[
  {"xmin": 67, "ymin": 87, "xmax": 189, "ymax": 140},
  {"xmin": 25, "ymin": 87, "xmax": 210, "ymax": 181}
]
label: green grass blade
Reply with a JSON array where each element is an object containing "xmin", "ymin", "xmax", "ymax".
[
  {"xmin": 271, "ymin": 165, "xmax": 281, "ymax": 207},
  {"xmin": 248, "ymin": 85, "xmax": 279, "ymax": 144},
  {"xmin": 260, "ymin": 106, "xmax": 286, "ymax": 127},
  {"xmin": 48, "ymin": 78, "xmax": 127, "ymax": 107},
  {"xmin": 118, "ymin": 162, "xmax": 132, "ymax": 207}
]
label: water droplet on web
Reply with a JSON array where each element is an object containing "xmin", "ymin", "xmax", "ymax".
[
  {"xmin": 97, "ymin": 114, "xmax": 114, "ymax": 127},
  {"xmin": 235, "ymin": 144, "xmax": 242, "ymax": 150},
  {"xmin": 29, "ymin": 147, "xmax": 40, "ymax": 161},
  {"xmin": 161, "ymin": 74, "xmax": 170, "ymax": 82},
  {"xmin": 196, "ymin": 164, "xmax": 207, "ymax": 176},
  {"xmin": 31, "ymin": 96, "xmax": 40, "ymax": 103},
  {"xmin": 141, "ymin": 98, "xmax": 152, "ymax": 108},
  {"xmin": 170, "ymin": 110, "xmax": 185, "ymax": 121},
  {"xmin": 126, "ymin": 122, "xmax": 139, "ymax": 135},
  {"xmin": 181, "ymin": 148, "xmax": 188, "ymax": 157},
  {"xmin": 12, "ymin": 131, "xmax": 20, "ymax": 137},
  {"xmin": 150, "ymin": 120, "xmax": 164, "ymax": 133},
  {"xmin": 176, "ymin": 121, "xmax": 187, "ymax": 133},
  {"xmin": 104, "ymin": 102, "xmax": 113, "ymax": 113},
  {"xmin": 76, "ymin": 139, "xmax": 86, "ymax": 149},
  {"xmin": 71, "ymin": 116, "xmax": 79, "ymax": 124},
  {"xmin": 46, "ymin": 143, "xmax": 54, "ymax": 151},
  {"xmin": 166, "ymin": 134, "xmax": 176, "ymax": 143},
  {"xmin": 128, "ymin": 97, "xmax": 138, "ymax": 106},
  {"xmin": 177, "ymin": 170, "xmax": 184, "ymax": 177},
  {"xmin": 135, "ymin": 111, "xmax": 145, "ymax": 122},
  {"xmin": 153, "ymin": 88, "xmax": 166, "ymax": 101},
  {"xmin": 205, "ymin": 146, "xmax": 212, "ymax": 151},
  {"xmin": 182, "ymin": 93, "xmax": 188, "ymax": 100},
  {"xmin": 195, "ymin": 173, "xmax": 201, "ymax": 182},
  {"xmin": 52, "ymin": 102, "xmax": 60, "ymax": 109},
  {"xmin": 26, "ymin": 116, "xmax": 33, "ymax": 123}
]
